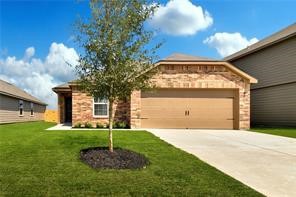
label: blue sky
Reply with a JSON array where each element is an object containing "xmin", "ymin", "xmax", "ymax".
[
  {"xmin": 1, "ymin": 0, "xmax": 296, "ymax": 59},
  {"xmin": 0, "ymin": 0, "xmax": 295, "ymax": 108}
]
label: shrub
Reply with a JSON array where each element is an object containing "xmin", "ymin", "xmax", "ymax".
[
  {"xmin": 105, "ymin": 121, "xmax": 128, "ymax": 129},
  {"xmin": 96, "ymin": 122, "xmax": 105, "ymax": 128},
  {"xmin": 73, "ymin": 122, "xmax": 82, "ymax": 128},
  {"xmin": 115, "ymin": 121, "xmax": 127, "ymax": 129},
  {"xmin": 84, "ymin": 122, "xmax": 93, "ymax": 128},
  {"xmin": 106, "ymin": 122, "xmax": 115, "ymax": 129}
]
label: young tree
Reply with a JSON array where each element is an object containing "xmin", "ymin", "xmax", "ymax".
[{"xmin": 75, "ymin": 0, "xmax": 161, "ymax": 152}]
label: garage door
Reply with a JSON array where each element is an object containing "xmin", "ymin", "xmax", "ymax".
[{"xmin": 141, "ymin": 89, "xmax": 236, "ymax": 129}]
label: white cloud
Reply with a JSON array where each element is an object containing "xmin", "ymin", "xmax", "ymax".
[
  {"xmin": 203, "ymin": 32, "xmax": 258, "ymax": 57},
  {"xmin": 45, "ymin": 43, "xmax": 78, "ymax": 82},
  {"xmin": 149, "ymin": 0, "xmax": 213, "ymax": 36},
  {"xmin": 0, "ymin": 42, "xmax": 78, "ymax": 109},
  {"xmin": 24, "ymin": 47, "xmax": 35, "ymax": 60}
]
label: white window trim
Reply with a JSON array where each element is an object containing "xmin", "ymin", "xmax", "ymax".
[
  {"xmin": 19, "ymin": 100, "xmax": 24, "ymax": 117},
  {"xmin": 93, "ymin": 97, "xmax": 109, "ymax": 118},
  {"xmin": 30, "ymin": 102, "xmax": 34, "ymax": 117}
]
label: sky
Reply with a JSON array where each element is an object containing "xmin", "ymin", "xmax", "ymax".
[{"xmin": 0, "ymin": 0, "xmax": 295, "ymax": 109}]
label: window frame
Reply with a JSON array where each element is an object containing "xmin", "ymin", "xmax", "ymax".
[
  {"xmin": 19, "ymin": 100, "xmax": 24, "ymax": 117},
  {"xmin": 30, "ymin": 102, "xmax": 34, "ymax": 116},
  {"xmin": 93, "ymin": 97, "xmax": 109, "ymax": 118}
]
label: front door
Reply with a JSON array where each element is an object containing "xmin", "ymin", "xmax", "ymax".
[{"xmin": 65, "ymin": 97, "xmax": 72, "ymax": 123}]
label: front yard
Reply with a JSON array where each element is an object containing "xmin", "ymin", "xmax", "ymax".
[
  {"xmin": 0, "ymin": 122, "xmax": 261, "ymax": 196},
  {"xmin": 250, "ymin": 127, "xmax": 296, "ymax": 138}
]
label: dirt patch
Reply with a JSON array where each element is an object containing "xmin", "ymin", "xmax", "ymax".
[{"xmin": 80, "ymin": 147, "xmax": 149, "ymax": 169}]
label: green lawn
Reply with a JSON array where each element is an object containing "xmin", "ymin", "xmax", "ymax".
[
  {"xmin": 0, "ymin": 122, "xmax": 262, "ymax": 196},
  {"xmin": 250, "ymin": 127, "xmax": 296, "ymax": 138}
]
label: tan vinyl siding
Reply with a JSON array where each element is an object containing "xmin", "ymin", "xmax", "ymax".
[
  {"xmin": 0, "ymin": 94, "xmax": 46, "ymax": 124},
  {"xmin": 231, "ymin": 36, "xmax": 296, "ymax": 89},
  {"xmin": 251, "ymin": 83, "xmax": 296, "ymax": 126}
]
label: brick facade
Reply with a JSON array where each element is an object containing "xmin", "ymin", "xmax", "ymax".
[
  {"xmin": 130, "ymin": 64, "xmax": 251, "ymax": 129},
  {"xmin": 56, "ymin": 63, "xmax": 251, "ymax": 130},
  {"xmin": 71, "ymin": 86, "xmax": 130, "ymax": 127}
]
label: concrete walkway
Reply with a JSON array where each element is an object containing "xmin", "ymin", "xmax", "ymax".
[
  {"xmin": 147, "ymin": 129, "xmax": 296, "ymax": 197},
  {"xmin": 47, "ymin": 123, "xmax": 72, "ymax": 130}
]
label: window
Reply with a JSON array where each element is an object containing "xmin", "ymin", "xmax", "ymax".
[
  {"xmin": 93, "ymin": 97, "xmax": 108, "ymax": 117},
  {"xmin": 30, "ymin": 102, "xmax": 34, "ymax": 116},
  {"xmin": 19, "ymin": 100, "xmax": 24, "ymax": 116}
]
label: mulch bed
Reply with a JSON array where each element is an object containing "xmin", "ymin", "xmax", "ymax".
[{"xmin": 80, "ymin": 147, "xmax": 149, "ymax": 169}]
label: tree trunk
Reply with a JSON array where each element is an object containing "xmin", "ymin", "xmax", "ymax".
[{"xmin": 108, "ymin": 99, "xmax": 114, "ymax": 152}]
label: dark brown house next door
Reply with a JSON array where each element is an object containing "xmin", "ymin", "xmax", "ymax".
[{"xmin": 65, "ymin": 97, "xmax": 72, "ymax": 123}]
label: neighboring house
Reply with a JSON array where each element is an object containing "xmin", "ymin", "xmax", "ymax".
[
  {"xmin": 225, "ymin": 23, "xmax": 296, "ymax": 126},
  {"xmin": 53, "ymin": 53, "xmax": 257, "ymax": 129},
  {"xmin": 0, "ymin": 79, "xmax": 47, "ymax": 124}
]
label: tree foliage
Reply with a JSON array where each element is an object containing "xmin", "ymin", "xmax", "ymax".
[
  {"xmin": 76, "ymin": 0, "xmax": 160, "ymax": 100},
  {"xmin": 75, "ymin": 0, "xmax": 161, "ymax": 151}
]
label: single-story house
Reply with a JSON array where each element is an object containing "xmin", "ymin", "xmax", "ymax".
[
  {"xmin": 0, "ymin": 79, "xmax": 47, "ymax": 124},
  {"xmin": 225, "ymin": 23, "xmax": 296, "ymax": 126},
  {"xmin": 53, "ymin": 53, "xmax": 257, "ymax": 129}
]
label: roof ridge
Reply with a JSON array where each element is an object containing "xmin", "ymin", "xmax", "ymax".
[{"xmin": 163, "ymin": 53, "xmax": 216, "ymax": 61}]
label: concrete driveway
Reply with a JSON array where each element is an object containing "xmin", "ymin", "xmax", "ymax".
[{"xmin": 147, "ymin": 129, "xmax": 296, "ymax": 197}]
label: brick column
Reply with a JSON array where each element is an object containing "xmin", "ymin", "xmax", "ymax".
[
  {"xmin": 239, "ymin": 82, "xmax": 251, "ymax": 129},
  {"xmin": 130, "ymin": 90, "xmax": 141, "ymax": 128}
]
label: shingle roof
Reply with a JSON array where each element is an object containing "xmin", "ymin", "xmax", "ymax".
[
  {"xmin": 224, "ymin": 23, "xmax": 296, "ymax": 61},
  {"xmin": 53, "ymin": 83, "xmax": 70, "ymax": 89},
  {"xmin": 160, "ymin": 53, "xmax": 216, "ymax": 62},
  {"xmin": 52, "ymin": 81, "xmax": 75, "ymax": 93},
  {"xmin": 0, "ymin": 79, "xmax": 46, "ymax": 105}
]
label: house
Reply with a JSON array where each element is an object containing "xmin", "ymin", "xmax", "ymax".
[
  {"xmin": 0, "ymin": 79, "xmax": 47, "ymax": 124},
  {"xmin": 53, "ymin": 53, "xmax": 257, "ymax": 129},
  {"xmin": 225, "ymin": 23, "xmax": 296, "ymax": 126}
]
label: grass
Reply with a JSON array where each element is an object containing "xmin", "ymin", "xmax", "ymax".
[
  {"xmin": 250, "ymin": 127, "xmax": 296, "ymax": 138},
  {"xmin": 0, "ymin": 122, "xmax": 262, "ymax": 196}
]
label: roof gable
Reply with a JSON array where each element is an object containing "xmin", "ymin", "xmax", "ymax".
[{"xmin": 154, "ymin": 60, "xmax": 257, "ymax": 83}]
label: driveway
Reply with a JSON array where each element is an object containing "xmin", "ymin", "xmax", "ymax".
[{"xmin": 147, "ymin": 129, "xmax": 296, "ymax": 197}]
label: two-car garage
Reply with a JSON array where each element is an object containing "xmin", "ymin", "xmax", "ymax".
[
  {"xmin": 141, "ymin": 89, "xmax": 239, "ymax": 129},
  {"xmin": 129, "ymin": 54, "xmax": 257, "ymax": 130}
]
